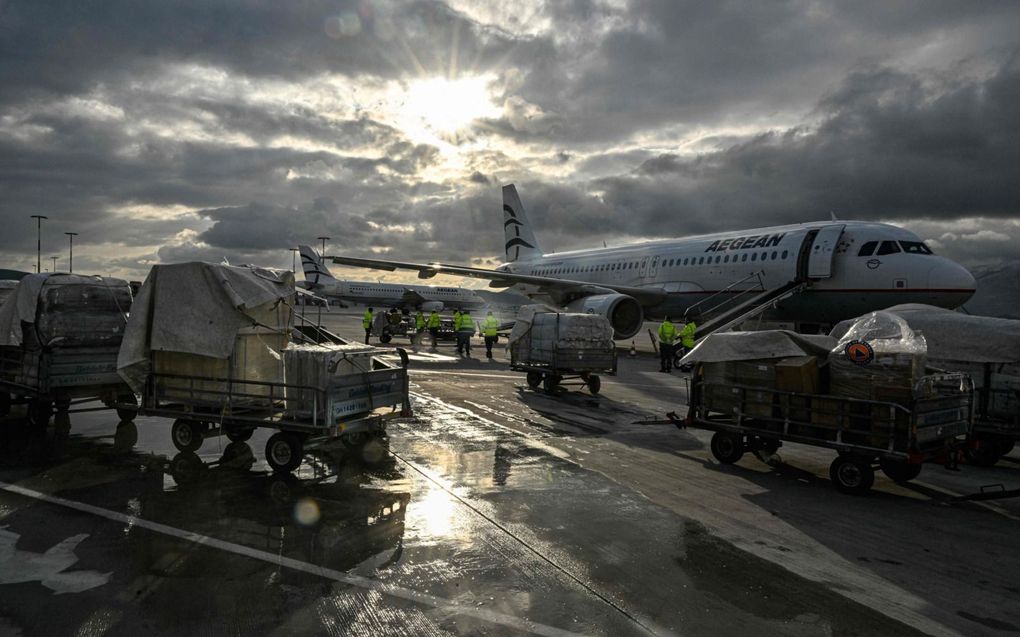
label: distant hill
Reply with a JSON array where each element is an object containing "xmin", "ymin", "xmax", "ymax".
[
  {"xmin": 962, "ymin": 263, "xmax": 1020, "ymax": 319},
  {"xmin": 0, "ymin": 269, "xmax": 29, "ymax": 281}
]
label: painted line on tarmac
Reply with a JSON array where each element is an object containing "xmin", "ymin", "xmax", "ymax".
[
  {"xmin": 0, "ymin": 481, "xmax": 588, "ymax": 637},
  {"xmin": 409, "ymin": 369, "xmax": 523, "ymax": 380}
]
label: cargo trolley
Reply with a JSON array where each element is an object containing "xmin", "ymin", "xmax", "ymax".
[
  {"xmin": 509, "ymin": 313, "xmax": 617, "ymax": 394},
  {"xmin": 131, "ymin": 350, "xmax": 412, "ymax": 472},
  {"xmin": 680, "ymin": 370, "xmax": 973, "ymax": 494}
]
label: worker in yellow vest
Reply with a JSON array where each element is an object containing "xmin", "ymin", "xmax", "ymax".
[
  {"xmin": 362, "ymin": 307, "xmax": 374, "ymax": 344},
  {"xmin": 455, "ymin": 308, "xmax": 474, "ymax": 357},
  {"xmin": 481, "ymin": 311, "xmax": 500, "ymax": 359},
  {"xmin": 427, "ymin": 310, "xmax": 441, "ymax": 350},
  {"xmin": 453, "ymin": 310, "xmax": 463, "ymax": 354},
  {"xmin": 657, "ymin": 316, "xmax": 677, "ymax": 373},
  {"xmin": 414, "ymin": 310, "xmax": 426, "ymax": 349}
]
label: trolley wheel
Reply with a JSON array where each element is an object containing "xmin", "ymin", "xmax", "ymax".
[
  {"xmin": 225, "ymin": 427, "xmax": 255, "ymax": 443},
  {"xmin": 342, "ymin": 431, "xmax": 369, "ymax": 448},
  {"xmin": 526, "ymin": 371, "xmax": 542, "ymax": 389},
  {"xmin": 0, "ymin": 393, "xmax": 10, "ymax": 417},
  {"xmin": 710, "ymin": 432, "xmax": 744, "ymax": 464},
  {"xmin": 53, "ymin": 410, "xmax": 71, "ymax": 429},
  {"xmin": 114, "ymin": 421, "xmax": 138, "ymax": 449},
  {"xmin": 169, "ymin": 451, "xmax": 204, "ymax": 485},
  {"xmin": 380, "ymin": 333, "xmax": 393, "ymax": 344},
  {"xmin": 266, "ymin": 432, "xmax": 303, "ymax": 473},
  {"xmin": 879, "ymin": 458, "xmax": 923, "ymax": 483},
  {"xmin": 587, "ymin": 375, "xmax": 601, "ymax": 395},
  {"xmin": 27, "ymin": 399, "xmax": 52, "ymax": 428},
  {"xmin": 116, "ymin": 394, "xmax": 138, "ymax": 422},
  {"xmin": 170, "ymin": 419, "xmax": 204, "ymax": 452},
  {"xmin": 829, "ymin": 455, "xmax": 875, "ymax": 495},
  {"xmin": 542, "ymin": 374, "xmax": 556, "ymax": 393},
  {"xmin": 966, "ymin": 436, "xmax": 1003, "ymax": 467},
  {"xmin": 221, "ymin": 441, "xmax": 255, "ymax": 467}
]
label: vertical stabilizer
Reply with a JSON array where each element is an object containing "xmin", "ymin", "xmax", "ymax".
[
  {"xmin": 298, "ymin": 244, "xmax": 337, "ymax": 286},
  {"xmin": 502, "ymin": 184, "xmax": 542, "ymax": 262}
]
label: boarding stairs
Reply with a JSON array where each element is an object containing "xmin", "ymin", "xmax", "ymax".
[{"xmin": 687, "ymin": 272, "xmax": 808, "ymax": 339}]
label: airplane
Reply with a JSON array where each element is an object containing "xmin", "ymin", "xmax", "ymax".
[
  {"xmin": 325, "ymin": 185, "xmax": 977, "ymax": 339},
  {"xmin": 298, "ymin": 244, "xmax": 526, "ymax": 314}
]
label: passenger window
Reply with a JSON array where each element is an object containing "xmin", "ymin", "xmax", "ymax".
[
  {"xmin": 781, "ymin": 250, "xmax": 788, "ymax": 259},
  {"xmin": 877, "ymin": 240, "xmax": 901, "ymax": 256},
  {"xmin": 751, "ymin": 253, "xmax": 757, "ymax": 261},
  {"xmin": 771, "ymin": 251, "xmax": 778, "ymax": 260},
  {"xmin": 715, "ymin": 256, "xmax": 721, "ymax": 264},
  {"xmin": 858, "ymin": 241, "xmax": 878, "ymax": 257},
  {"xmin": 741, "ymin": 254, "xmax": 748, "ymax": 262},
  {"xmin": 723, "ymin": 255, "xmax": 730, "ymax": 263}
]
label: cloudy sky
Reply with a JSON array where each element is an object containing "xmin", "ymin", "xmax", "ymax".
[{"xmin": 1, "ymin": 0, "xmax": 1018, "ymax": 283}]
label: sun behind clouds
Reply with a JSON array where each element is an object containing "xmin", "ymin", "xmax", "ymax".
[{"xmin": 396, "ymin": 75, "xmax": 501, "ymax": 145}]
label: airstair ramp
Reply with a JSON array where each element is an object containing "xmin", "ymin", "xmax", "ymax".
[{"xmin": 692, "ymin": 277, "xmax": 808, "ymax": 338}]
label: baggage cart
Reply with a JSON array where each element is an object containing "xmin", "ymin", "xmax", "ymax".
[
  {"xmin": 680, "ymin": 369, "xmax": 974, "ymax": 494},
  {"xmin": 0, "ymin": 274, "xmax": 136, "ymax": 426},
  {"xmin": 934, "ymin": 361, "xmax": 1018, "ymax": 466},
  {"xmin": 118, "ymin": 262, "xmax": 412, "ymax": 472},
  {"xmin": 509, "ymin": 311, "xmax": 616, "ymax": 394}
]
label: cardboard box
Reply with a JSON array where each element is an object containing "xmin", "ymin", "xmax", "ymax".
[{"xmin": 775, "ymin": 356, "xmax": 820, "ymax": 394}]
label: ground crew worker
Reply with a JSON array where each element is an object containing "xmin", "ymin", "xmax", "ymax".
[
  {"xmin": 456, "ymin": 308, "xmax": 474, "ymax": 357},
  {"xmin": 427, "ymin": 310, "xmax": 441, "ymax": 350},
  {"xmin": 658, "ymin": 315, "xmax": 677, "ymax": 373},
  {"xmin": 362, "ymin": 307, "xmax": 374, "ymax": 343},
  {"xmin": 481, "ymin": 311, "xmax": 500, "ymax": 359},
  {"xmin": 414, "ymin": 310, "xmax": 426, "ymax": 349},
  {"xmin": 679, "ymin": 313, "xmax": 698, "ymax": 357},
  {"xmin": 453, "ymin": 310, "xmax": 463, "ymax": 354}
]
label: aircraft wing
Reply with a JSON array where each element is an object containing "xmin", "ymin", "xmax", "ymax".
[
  {"xmin": 399, "ymin": 288, "xmax": 428, "ymax": 305},
  {"xmin": 328, "ymin": 255, "xmax": 667, "ymax": 307}
]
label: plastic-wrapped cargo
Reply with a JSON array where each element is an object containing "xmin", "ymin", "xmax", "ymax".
[
  {"xmin": 508, "ymin": 307, "xmax": 615, "ymax": 366},
  {"xmin": 283, "ymin": 343, "xmax": 381, "ymax": 412},
  {"xmin": 0, "ymin": 274, "xmax": 132, "ymax": 349},
  {"xmin": 828, "ymin": 311, "xmax": 926, "ymax": 401},
  {"xmin": 117, "ymin": 263, "xmax": 295, "ymax": 399}
]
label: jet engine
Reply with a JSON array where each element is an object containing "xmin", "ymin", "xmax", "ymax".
[
  {"xmin": 564, "ymin": 294, "xmax": 644, "ymax": 339},
  {"xmin": 420, "ymin": 301, "xmax": 444, "ymax": 312}
]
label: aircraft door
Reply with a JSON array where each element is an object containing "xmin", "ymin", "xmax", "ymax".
[
  {"xmin": 806, "ymin": 224, "xmax": 845, "ymax": 279},
  {"xmin": 638, "ymin": 257, "xmax": 649, "ymax": 278},
  {"xmin": 649, "ymin": 255, "xmax": 659, "ymax": 278}
]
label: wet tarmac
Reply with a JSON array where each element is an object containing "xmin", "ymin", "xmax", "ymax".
[{"xmin": 0, "ymin": 308, "xmax": 1018, "ymax": 636}]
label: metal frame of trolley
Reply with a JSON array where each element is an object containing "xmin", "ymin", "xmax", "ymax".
[
  {"xmin": 933, "ymin": 361, "xmax": 1019, "ymax": 467},
  {"xmin": 132, "ymin": 351, "xmax": 412, "ymax": 473},
  {"xmin": 509, "ymin": 313, "xmax": 617, "ymax": 395},
  {"xmin": 679, "ymin": 369, "xmax": 973, "ymax": 494},
  {"xmin": 1, "ymin": 346, "xmax": 137, "ymax": 427}
]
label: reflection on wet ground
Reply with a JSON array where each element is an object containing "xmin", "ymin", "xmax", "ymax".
[{"xmin": 0, "ymin": 396, "xmax": 942, "ymax": 636}]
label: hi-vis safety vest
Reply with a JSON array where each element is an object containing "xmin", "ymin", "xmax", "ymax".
[
  {"xmin": 482, "ymin": 316, "xmax": 499, "ymax": 337},
  {"xmin": 456, "ymin": 313, "xmax": 474, "ymax": 332},
  {"xmin": 680, "ymin": 322, "xmax": 697, "ymax": 348},
  {"xmin": 362, "ymin": 311, "xmax": 373, "ymax": 329},
  {"xmin": 427, "ymin": 312, "xmax": 440, "ymax": 328},
  {"xmin": 415, "ymin": 313, "xmax": 425, "ymax": 330},
  {"xmin": 658, "ymin": 320, "xmax": 676, "ymax": 345}
]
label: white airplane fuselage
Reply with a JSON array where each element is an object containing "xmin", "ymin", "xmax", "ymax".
[{"xmin": 499, "ymin": 220, "xmax": 975, "ymax": 324}]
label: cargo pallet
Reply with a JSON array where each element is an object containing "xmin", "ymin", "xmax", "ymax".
[
  {"xmin": 509, "ymin": 312, "xmax": 617, "ymax": 395},
  {"xmin": 681, "ymin": 371, "xmax": 973, "ymax": 494},
  {"xmin": 131, "ymin": 351, "xmax": 412, "ymax": 472}
]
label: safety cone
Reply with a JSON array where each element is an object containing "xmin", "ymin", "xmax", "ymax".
[{"xmin": 629, "ymin": 341, "xmax": 637, "ymax": 357}]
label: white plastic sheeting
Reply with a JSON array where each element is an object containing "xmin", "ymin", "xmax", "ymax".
[
  {"xmin": 830, "ymin": 304, "xmax": 1020, "ymax": 363},
  {"xmin": 117, "ymin": 263, "xmax": 294, "ymax": 391},
  {"xmin": 0, "ymin": 274, "xmax": 130, "ymax": 347},
  {"xmin": 679, "ymin": 330, "xmax": 836, "ymax": 364}
]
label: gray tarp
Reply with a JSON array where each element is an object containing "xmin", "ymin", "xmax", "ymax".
[
  {"xmin": 830, "ymin": 304, "xmax": 1020, "ymax": 363},
  {"xmin": 0, "ymin": 273, "xmax": 130, "ymax": 346},
  {"xmin": 680, "ymin": 330, "xmax": 836, "ymax": 364},
  {"xmin": 507, "ymin": 304, "xmax": 556, "ymax": 345},
  {"xmin": 117, "ymin": 262, "xmax": 294, "ymax": 391}
]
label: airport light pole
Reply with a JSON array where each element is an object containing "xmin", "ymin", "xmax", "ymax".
[
  {"xmin": 317, "ymin": 236, "xmax": 330, "ymax": 258},
  {"xmin": 50, "ymin": 256, "xmax": 59, "ymax": 272},
  {"xmin": 290, "ymin": 247, "xmax": 298, "ymax": 273},
  {"xmin": 65, "ymin": 232, "xmax": 78, "ymax": 273},
  {"xmin": 30, "ymin": 215, "xmax": 48, "ymax": 273}
]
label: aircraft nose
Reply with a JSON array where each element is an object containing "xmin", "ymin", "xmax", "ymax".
[{"xmin": 928, "ymin": 260, "xmax": 976, "ymax": 295}]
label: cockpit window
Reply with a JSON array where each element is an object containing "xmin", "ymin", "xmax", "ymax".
[
  {"xmin": 858, "ymin": 241, "xmax": 878, "ymax": 257},
  {"xmin": 876, "ymin": 240, "xmax": 901, "ymax": 256},
  {"xmin": 899, "ymin": 241, "xmax": 933, "ymax": 255}
]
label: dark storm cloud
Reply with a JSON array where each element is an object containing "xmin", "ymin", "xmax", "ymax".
[
  {"xmin": 494, "ymin": 0, "xmax": 1020, "ymax": 145},
  {"xmin": 0, "ymin": 0, "xmax": 519, "ymax": 108}
]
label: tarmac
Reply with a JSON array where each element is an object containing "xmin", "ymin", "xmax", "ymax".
[{"xmin": 0, "ymin": 306, "xmax": 1018, "ymax": 636}]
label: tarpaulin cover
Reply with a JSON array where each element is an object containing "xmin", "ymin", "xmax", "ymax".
[
  {"xmin": 0, "ymin": 280, "xmax": 18, "ymax": 310},
  {"xmin": 680, "ymin": 330, "xmax": 836, "ymax": 364},
  {"xmin": 506, "ymin": 304, "xmax": 563, "ymax": 345},
  {"xmin": 117, "ymin": 262, "xmax": 294, "ymax": 391},
  {"xmin": 0, "ymin": 273, "xmax": 131, "ymax": 347},
  {"xmin": 830, "ymin": 304, "xmax": 1020, "ymax": 363}
]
